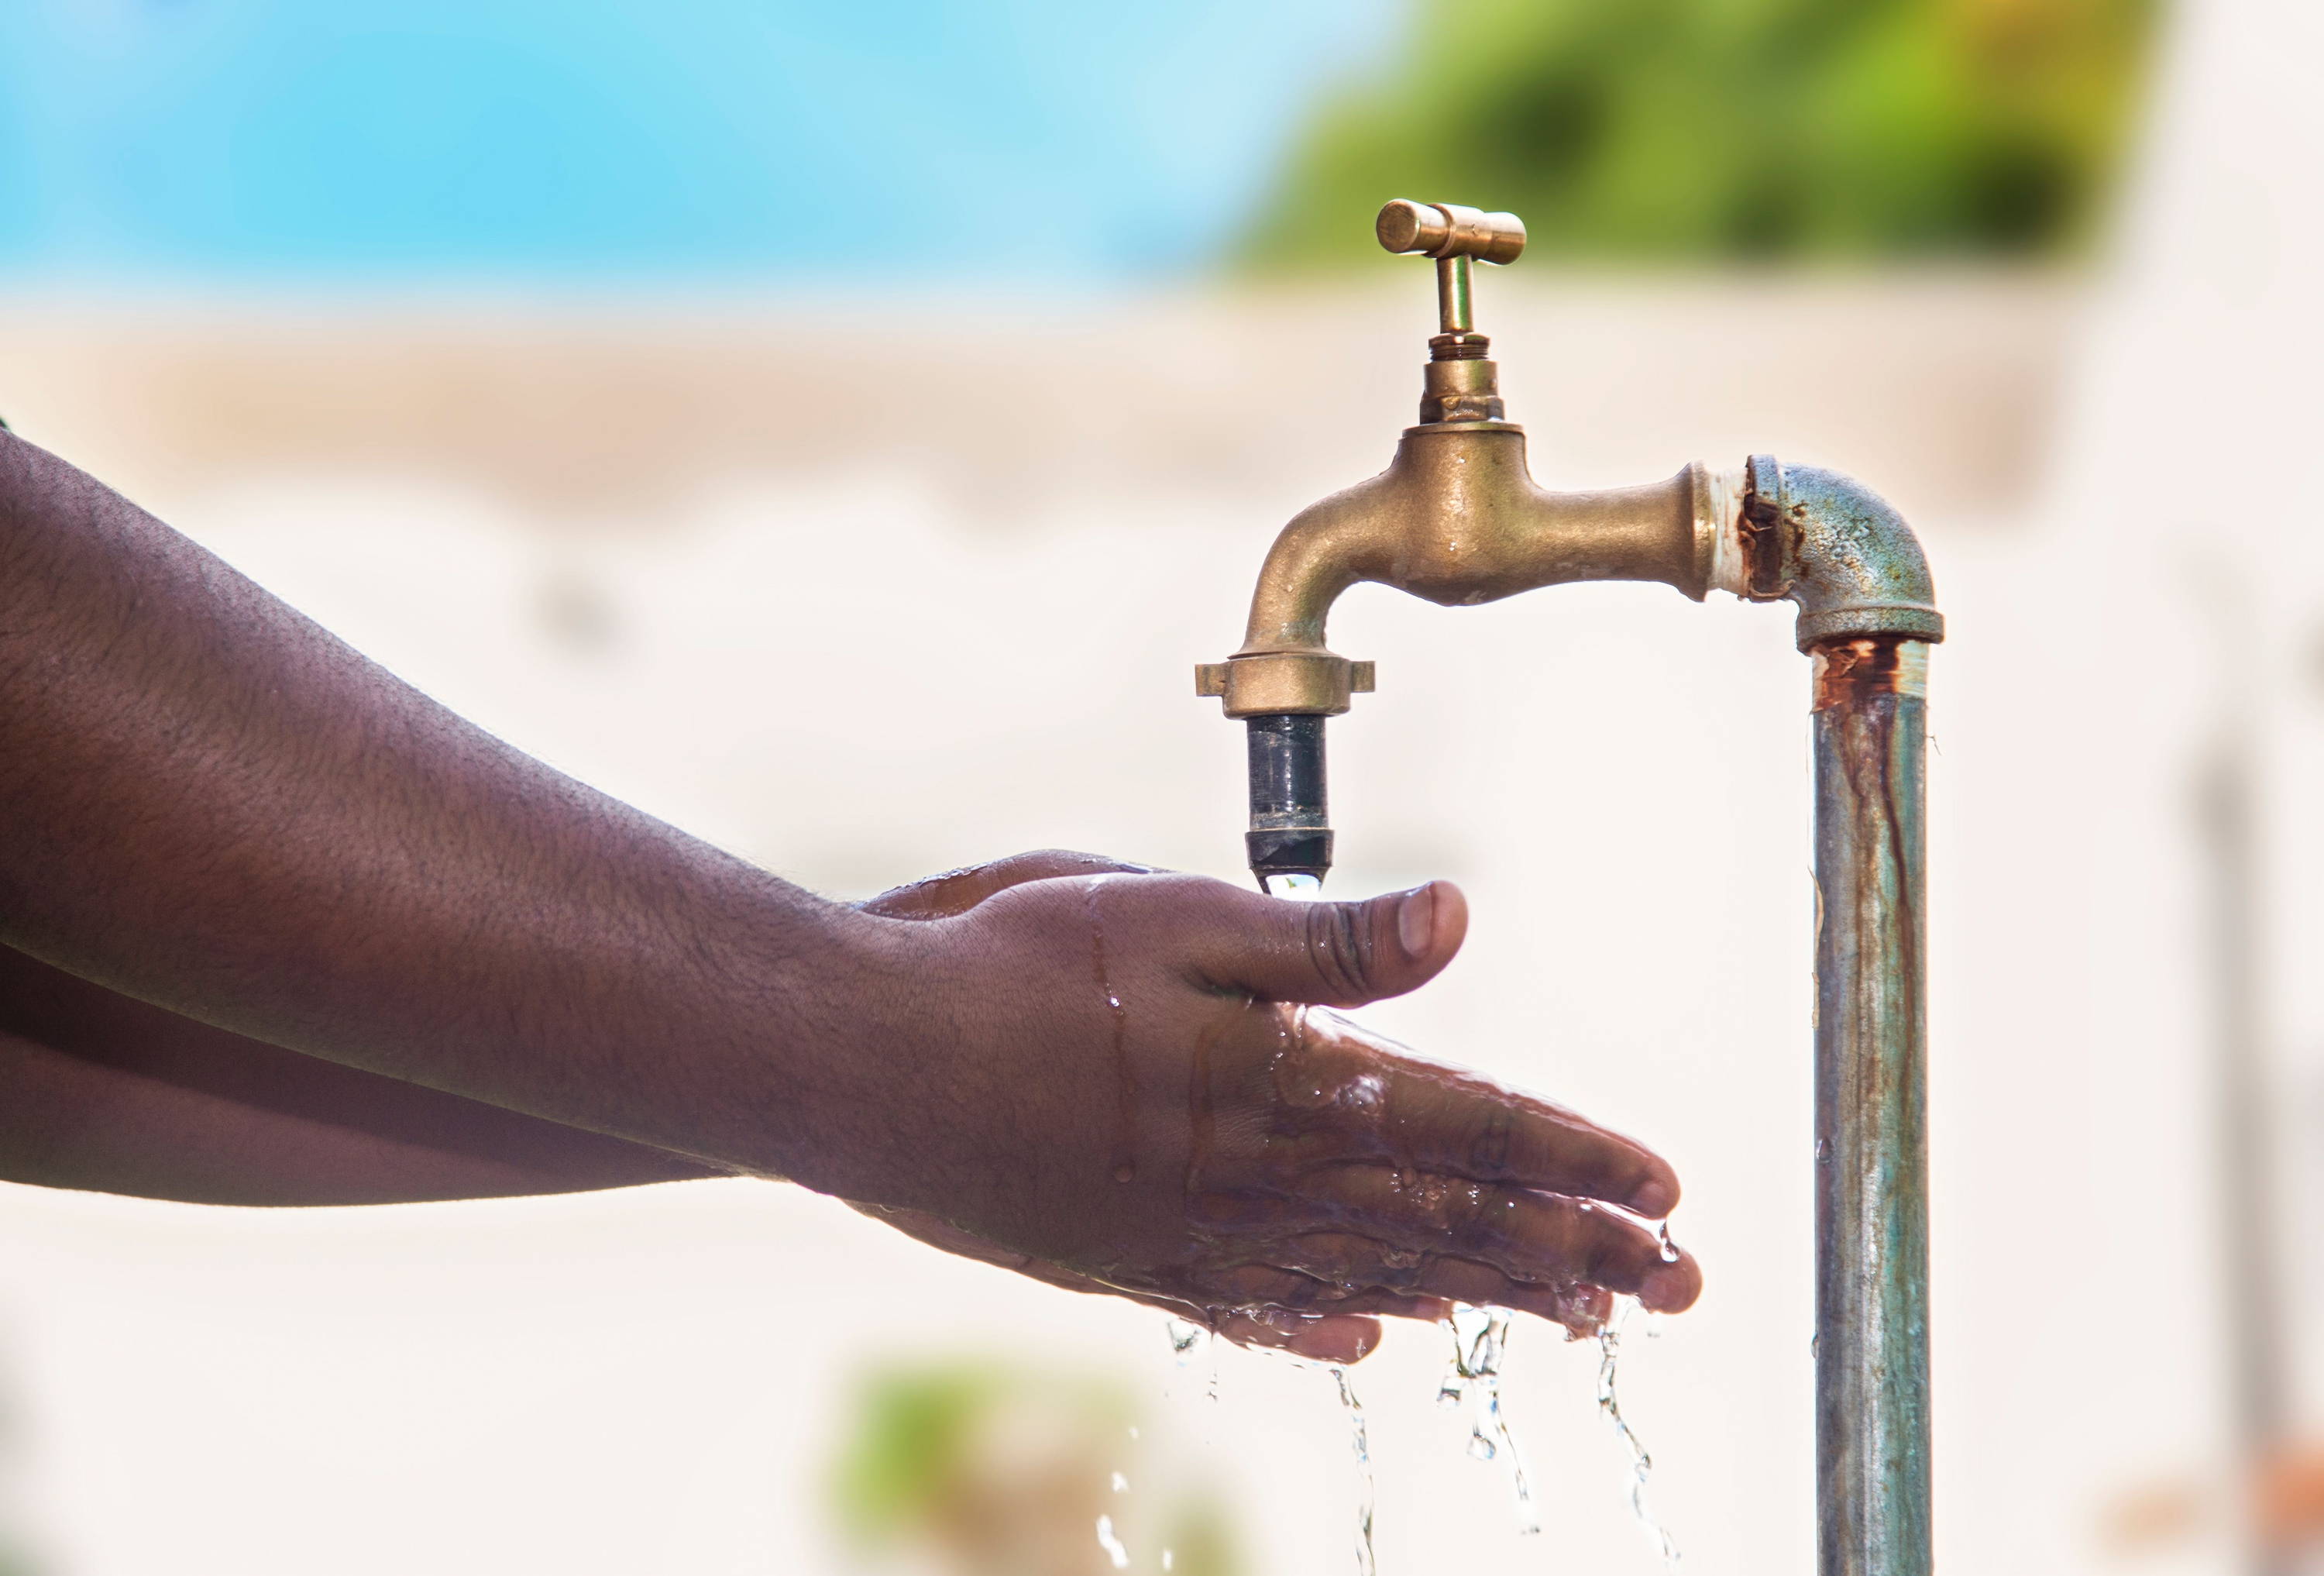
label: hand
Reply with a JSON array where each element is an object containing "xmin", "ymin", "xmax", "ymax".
[{"xmin": 844, "ymin": 852, "xmax": 1699, "ymax": 1364}]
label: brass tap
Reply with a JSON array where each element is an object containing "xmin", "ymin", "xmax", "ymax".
[{"xmin": 1195, "ymin": 201, "xmax": 1722, "ymax": 884}]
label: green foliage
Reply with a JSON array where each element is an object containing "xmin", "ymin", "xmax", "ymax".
[
  {"xmin": 828, "ymin": 1365, "xmax": 1004, "ymax": 1549},
  {"xmin": 1246, "ymin": 0, "xmax": 2158, "ymax": 263}
]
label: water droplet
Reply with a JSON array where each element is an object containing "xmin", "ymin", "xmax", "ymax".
[
  {"xmin": 1096, "ymin": 1514, "xmax": 1130, "ymax": 1570},
  {"xmin": 1815, "ymin": 1137, "xmax": 1829, "ymax": 1161},
  {"xmin": 1162, "ymin": 1552, "xmax": 1174, "ymax": 1572},
  {"xmin": 1166, "ymin": 1318, "xmax": 1208, "ymax": 1361},
  {"xmin": 1114, "ymin": 1164, "xmax": 1136, "ymax": 1183},
  {"xmin": 1112, "ymin": 1471, "xmax": 1129, "ymax": 1494},
  {"xmin": 1658, "ymin": 1219, "xmax": 1679, "ymax": 1263},
  {"xmin": 1127, "ymin": 1425, "xmax": 1140, "ymax": 1440}
]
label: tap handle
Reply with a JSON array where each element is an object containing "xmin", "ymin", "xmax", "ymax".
[
  {"xmin": 1375, "ymin": 200, "xmax": 1527, "ymax": 264},
  {"xmin": 1376, "ymin": 201, "xmax": 1525, "ymax": 341}
]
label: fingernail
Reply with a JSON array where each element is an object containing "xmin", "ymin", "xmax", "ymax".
[{"xmin": 1394, "ymin": 883, "xmax": 1436, "ymax": 958}]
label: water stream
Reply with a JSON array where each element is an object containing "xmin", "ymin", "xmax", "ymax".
[
  {"xmin": 1330, "ymin": 1364, "xmax": 1379, "ymax": 1576},
  {"xmin": 1597, "ymin": 1299, "xmax": 1682, "ymax": 1566},
  {"xmin": 1437, "ymin": 1304, "xmax": 1542, "ymax": 1534}
]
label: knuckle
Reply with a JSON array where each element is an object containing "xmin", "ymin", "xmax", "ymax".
[
  {"xmin": 1465, "ymin": 1105, "xmax": 1518, "ymax": 1175},
  {"xmin": 1301, "ymin": 902, "xmax": 1375, "ymax": 997}
]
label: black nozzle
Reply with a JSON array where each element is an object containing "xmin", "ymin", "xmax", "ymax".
[{"xmin": 1245, "ymin": 712, "xmax": 1332, "ymax": 883}]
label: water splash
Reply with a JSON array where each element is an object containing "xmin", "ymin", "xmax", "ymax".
[
  {"xmin": 1260, "ymin": 872, "xmax": 1324, "ymax": 900},
  {"xmin": 1437, "ymin": 1304, "xmax": 1541, "ymax": 1533},
  {"xmin": 1095, "ymin": 1513, "xmax": 1131, "ymax": 1570},
  {"xmin": 1164, "ymin": 1316, "xmax": 1220, "ymax": 1402},
  {"xmin": 1166, "ymin": 1319, "xmax": 1207, "ymax": 1361},
  {"xmin": 1329, "ymin": 1364, "xmax": 1378, "ymax": 1576},
  {"xmin": 1598, "ymin": 1299, "xmax": 1681, "ymax": 1565}
]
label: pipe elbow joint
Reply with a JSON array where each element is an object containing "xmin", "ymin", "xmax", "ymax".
[{"xmin": 1735, "ymin": 454, "xmax": 1944, "ymax": 650}]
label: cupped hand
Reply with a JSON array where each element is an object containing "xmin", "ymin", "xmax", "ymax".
[{"xmin": 842, "ymin": 852, "xmax": 1699, "ymax": 1364}]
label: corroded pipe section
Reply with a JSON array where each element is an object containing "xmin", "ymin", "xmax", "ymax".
[
  {"xmin": 1734, "ymin": 454, "xmax": 1944, "ymax": 649},
  {"xmin": 1810, "ymin": 635, "xmax": 1932, "ymax": 1576}
]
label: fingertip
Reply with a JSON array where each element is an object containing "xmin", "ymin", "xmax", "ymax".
[
  {"xmin": 1218, "ymin": 1311, "xmax": 1382, "ymax": 1365},
  {"xmin": 1628, "ymin": 1172, "xmax": 1680, "ymax": 1219},
  {"xmin": 1391, "ymin": 879, "xmax": 1467, "ymax": 967},
  {"xmin": 1428, "ymin": 879, "xmax": 1469, "ymax": 958},
  {"xmin": 1638, "ymin": 1253, "xmax": 1703, "ymax": 1314},
  {"xmin": 1291, "ymin": 1316, "xmax": 1384, "ymax": 1364}
]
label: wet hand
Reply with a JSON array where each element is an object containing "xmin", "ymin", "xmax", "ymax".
[{"xmin": 847, "ymin": 852, "xmax": 1700, "ymax": 1364}]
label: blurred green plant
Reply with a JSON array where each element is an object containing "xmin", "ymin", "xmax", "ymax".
[
  {"xmin": 1246, "ymin": 0, "xmax": 2159, "ymax": 263},
  {"xmin": 829, "ymin": 1359, "xmax": 1242, "ymax": 1576}
]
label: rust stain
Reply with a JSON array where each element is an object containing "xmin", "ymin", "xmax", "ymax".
[
  {"xmin": 1738, "ymin": 481, "xmax": 1793, "ymax": 599},
  {"xmin": 1812, "ymin": 636, "xmax": 1927, "ymax": 711}
]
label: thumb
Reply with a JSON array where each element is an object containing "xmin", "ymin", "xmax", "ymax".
[{"xmin": 1195, "ymin": 879, "xmax": 1467, "ymax": 1007}]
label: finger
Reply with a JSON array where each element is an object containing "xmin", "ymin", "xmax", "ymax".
[
  {"xmin": 849, "ymin": 1201, "xmax": 1401, "ymax": 1355},
  {"xmin": 1284, "ymin": 1167, "xmax": 1703, "ymax": 1313},
  {"xmin": 1256, "ymin": 1013, "xmax": 1683, "ymax": 1214},
  {"xmin": 1214, "ymin": 1308, "xmax": 1387, "ymax": 1364},
  {"xmin": 1243, "ymin": 1231, "xmax": 1612, "ymax": 1337},
  {"xmin": 1183, "ymin": 878, "xmax": 1469, "ymax": 1008},
  {"xmin": 1371, "ymin": 1064, "xmax": 1682, "ymax": 1216},
  {"xmin": 861, "ymin": 851, "xmax": 1156, "ymax": 920}
]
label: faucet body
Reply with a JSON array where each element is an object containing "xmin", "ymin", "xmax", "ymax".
[{"xmin": 1196, "ymin": 202, "xmax": 1941, "ymax": 1576}]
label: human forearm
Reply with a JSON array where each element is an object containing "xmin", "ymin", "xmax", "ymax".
[
  {"xmin": 0, "ymin": 945, "xmax": 716, "ymax": 1205},
  {"xmin": 0, "ymin": 429, "xmax": 906, "ymax": 1185}
]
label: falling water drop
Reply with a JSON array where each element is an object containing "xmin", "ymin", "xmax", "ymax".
[
  {"xmin": 1112, "ymin": 1471, "xmax": 1129, "ymax": 1494},
  {"xmin": 1658, "ymin": 1219, "xmax": 1680, "ymax": 1263},
  {"xmin": 1095, "ymin": 1514, "xmax": 1131, "ymax": 1570}
]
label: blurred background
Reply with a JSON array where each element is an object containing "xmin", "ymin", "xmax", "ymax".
[{"xmin": 1, "ymin": 0, "xmax": 2319, "ymax": 1572}]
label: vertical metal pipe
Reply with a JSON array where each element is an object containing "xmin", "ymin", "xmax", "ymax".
[
  {"xmin": 1435, "ymin": 255, "xmax": 1473, "ymax": 335},
  {"xmin": 2199, "ymin": 711, "xmax": 2291, "ymax": 1576},
  {"xmin": 1811, "ymin": 635, "xmax": 1933, "ymax": 1576}
]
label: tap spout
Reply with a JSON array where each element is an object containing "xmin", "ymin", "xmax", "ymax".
[
  {"xmin": 1196, "ymin": 424, "xmax": 1721, "ymax": 728},
  {"xmin": 1239, "ymin": 423, "xmax": 1714, "ymax": 659}
]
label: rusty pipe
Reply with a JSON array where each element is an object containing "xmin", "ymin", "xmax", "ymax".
[{"xmin": 1810, "ymin": 635, "xmax": 1933, "ymax": 1576}]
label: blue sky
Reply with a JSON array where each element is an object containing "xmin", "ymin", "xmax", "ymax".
[{"xmin": 0, "ymin": 0, "xmax": 1398, "ymax": 284}]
